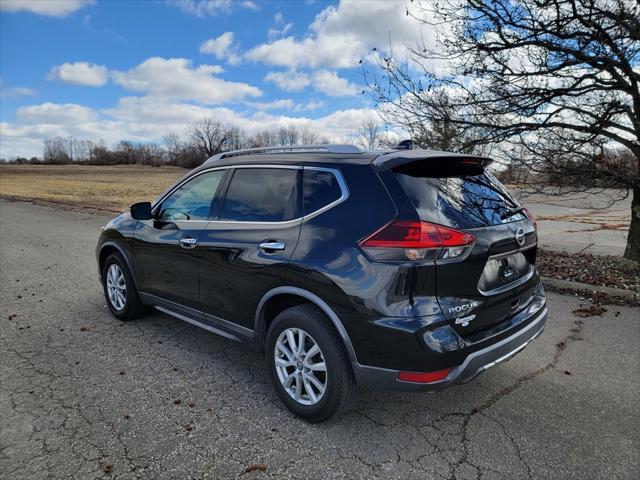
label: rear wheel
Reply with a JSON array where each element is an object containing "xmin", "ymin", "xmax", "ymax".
[
  {"xmin": 265, "ymin": 304, "xmax": 358, "ymax": 422},
  {"xmin": 101, "ymin": 252, "xmax": 145, "ymax": 321}
]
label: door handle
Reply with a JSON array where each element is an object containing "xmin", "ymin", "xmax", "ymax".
[
  {"xmin": 259, "ymin": 241, "xmax": 285, "ymax": 252},
  {"xmin": 179, "ymin": 236, "xmax": 198, "ymax": 249}
]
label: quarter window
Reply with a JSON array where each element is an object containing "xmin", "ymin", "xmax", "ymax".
[
  {"xmin": 158, "ymin": 170, "xmax": 225, "ymax": 221},
  {"xmin": 303, "ymin": 169, "xmax": 342, "ymax": 215},
  {"xmin": 219, "ymin": 168, "xmax": 300, "ymax": 222}
]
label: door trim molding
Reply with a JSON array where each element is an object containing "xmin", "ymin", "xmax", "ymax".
[{"xmin": 140, "ymin": 292, "xmax": 255, "ymax": 340}]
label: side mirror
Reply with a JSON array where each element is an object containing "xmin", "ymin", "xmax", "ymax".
[{"xmin": 130, "ymin": 202, "xmax": 153, "ymax": 220}]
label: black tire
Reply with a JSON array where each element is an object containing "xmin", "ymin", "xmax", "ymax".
[
  {"xmin": 101, "ymin": 252, "xmax": 145, "ymax": 321},
  {"xmin": 265, "ymin": 304, "xmax": 358, "ymax": 422}
]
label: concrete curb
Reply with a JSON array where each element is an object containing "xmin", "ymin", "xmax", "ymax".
[{"xmin": 541, "ymin": 276, "xmax": 639, "ymax": 300}]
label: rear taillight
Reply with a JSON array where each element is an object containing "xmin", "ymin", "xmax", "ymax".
[
  {"xmin": 398, "ymin": 368, "xmax": 452, "ymax": 383},
  {"xmin": 524, "ymin": 208, "xmax": 537, "ymax": 229},
  {"xmin": 359, "ymin": 220, "xmax": 475, "ymax": 262}
]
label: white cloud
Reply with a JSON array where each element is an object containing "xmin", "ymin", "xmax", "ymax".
[
  {"xmin": 245, "ymin": 98, "xmax": 325, "ymax": 112},
  {"xmin": 311, "ymin": 70, "xmax": 360, "ymax": 96},
  {"xmin": 200, "ymin": 32, "xmax": 241, "ymax": 65},
  {"xmin": 168, "ymin": 0, "xmax": 257, "ymax": 17},
  {"xmin": 0, "ymin": 0, "xmax": 93, "ymax": 17},
  {"xmin": 245, "ymin": 0, "xmax": 431, "ymax": 69},
  {"xmin": 48, "ymin": 62, "xmax": 109, "ymax": 87},
  {"xmin": 1, "ymin": 96, "xmax": 379, "ymax": 158},
  {"xmin": 241, "ymin": 1, "xmax": 259, "ymax": 11},
  {"xmin": 111, "ymin": 57, "xmax": 261, "ymax": 104},
  {"xmin": 264, "ymin": 71, "xmax": 310, "ymax": 92},
  {"xmin": 268, "ymin": 22, "xmax": 292, "ymax": 40},
  {"xmin": 0, "ymin": 79, "xmax": 36, "ymax": 98},
  {"xmin": 265, "ymin": 69, "xmax": 360, "ymax": 96},
  {"xmin": 295, "ymin": 100, "xmax": 324, "ymax": 112},
  {"xmin": 268, "ymin": 12, "xmax": 293, "ymax": 40},
  {"xmin": 17, "ymin": 102, "xmax": 97, "ymax": 124}
]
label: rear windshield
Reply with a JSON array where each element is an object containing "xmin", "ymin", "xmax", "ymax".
[{"xmin": 393, "ymin": 160, "xmax": 525, "ymax": 229}]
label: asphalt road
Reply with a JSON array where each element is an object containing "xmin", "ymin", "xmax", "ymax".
[
  {"xmin": 519, "ymin": 189, "xmax": 630, "ymax": 256},
  {"xmin": 1, "ymin": 199, "xmax": 638, "ymax": 480}
]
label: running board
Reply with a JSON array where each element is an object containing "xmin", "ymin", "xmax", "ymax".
[{"xmin": 154, "ymin": 305, "xmax": 245, "ymax": 343}]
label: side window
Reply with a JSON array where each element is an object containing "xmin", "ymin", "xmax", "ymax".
[
  {"xmin": 219, "ymin": 168, "xmax": 299, "ymax": 222},
  {"xmin": 158, "ymin": 170, "xmax": 225, "ymax": 221},
  {"xmin": 303, "ymin": 169, "xmax": 342, "ymax": 215}
]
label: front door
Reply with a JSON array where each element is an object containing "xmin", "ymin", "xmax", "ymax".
[{"xmin": 132, "ymin": 169, "xmax": 227, "ymax": 309}]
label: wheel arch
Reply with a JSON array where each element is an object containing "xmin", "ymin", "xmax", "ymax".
[
  {"xmin": 255, "ymin": 286, "xmax": 358, "ymax": 364},
  {"xmin": 98, "ymin": 241, "xmax": 139, "ymax": 290}
]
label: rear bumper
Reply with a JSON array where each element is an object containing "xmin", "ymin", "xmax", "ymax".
[{"xmin": 353, "ymin": 305, "xmax": 547, "ymax": 391}]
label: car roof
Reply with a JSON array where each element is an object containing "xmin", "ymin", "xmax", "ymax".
[{"xmin": 194, "ymin": 144, "xmax": 492, "ymax": 173}]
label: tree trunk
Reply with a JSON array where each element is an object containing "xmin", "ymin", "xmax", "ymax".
[{"xmin": 624, "ymin": 184, "xmax": 640, "ymax": 262}]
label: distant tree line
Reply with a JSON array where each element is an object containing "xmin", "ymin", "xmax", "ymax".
[
  {"xmin": 2, "ymin": 120, "xmax": 346, "ymax": 169},
  {"xmin": 2, "ymin": 118, "xmax": 403, "ymax": 168}
]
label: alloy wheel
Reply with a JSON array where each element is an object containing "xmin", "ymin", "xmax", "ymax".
[
  {"xmin": 106, "ymin": 263, "xmax": 127, "ymax": 311},
  {"xmin": 274, "ymin": 328, "xmax": 327, "ymax": 406}
]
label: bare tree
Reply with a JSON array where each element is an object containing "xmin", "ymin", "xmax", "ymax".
[
  {"xmin": 225, "ymin": 126, "xmax": 248, "ymax": 151},
  {"xmin": 366, "ymin": 0, "xmax": 640, "ymax": 261},
  {"xmin": 43, "ymin": 137, "xmax": 72, "ymax": 164},
  {"xmin": 249, "ymin": 130, "xmax": 276, "ymax": 147},
  {"xmin": 347, "ymin": 119, "xmax": 380, "ymax": 150},
  {"xmin": 299, "ymin": 125, "xmax": 328, "ymax": 145},
  {"xmin": 188, "ymin": 119, "xmax": 229, "ymax": 158},
  {"xmin": 162, "ymin": 133, "xmax": 181, "ymax": 166},
  {"xmin": 277, "ymin": 124, "xmax": 300, "ymax": 146},
  {"xmin": 347, "ymin": 119, "xmax": 385, "ymax": 150},
  {"xmin": 249, "ymin": 125, "xmax": 326, "ymax": 147}
]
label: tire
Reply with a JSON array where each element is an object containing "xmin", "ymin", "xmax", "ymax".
[
  {"xmin": 265, "ymin": 304, "xmax": 358, "ymax": 422},
  {"xmin": 101, "ymin": 252, "xmax": 145, "ymax": 321}
]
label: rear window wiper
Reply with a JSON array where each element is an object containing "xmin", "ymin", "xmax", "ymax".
[{"xmin": 500, "ymin": 206, "xmax": 526, "ymax": 220}]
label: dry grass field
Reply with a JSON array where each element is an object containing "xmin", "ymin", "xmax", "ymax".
[{"xmin": 0, "ymin": 164, "xmax": 187, "ymax": 212}]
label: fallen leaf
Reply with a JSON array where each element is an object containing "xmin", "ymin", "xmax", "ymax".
[
  {"xmin": 572, "ymin": 305, "xmax": 607, "ymax": 318},
  {"xmin": 244, "ymin": 463, "xmax": 268, "ymax": 474}
]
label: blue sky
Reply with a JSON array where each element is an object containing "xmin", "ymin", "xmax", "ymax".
[{"xmin": 0, "ymin": 0, "xmax": 428, "ymax": 158}]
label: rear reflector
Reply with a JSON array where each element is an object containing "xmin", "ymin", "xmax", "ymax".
[
  {"xmin": 359, "ymin": 220, "xmax": 475, "ymax": 262},
  {"xmin": 398, "ymin": 368, "xmax": 452, "ymax": 383}
]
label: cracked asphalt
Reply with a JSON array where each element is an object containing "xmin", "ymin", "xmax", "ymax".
[{"xmin": 1, "ymin": 199, "xmax": 638, "ymax": 479}]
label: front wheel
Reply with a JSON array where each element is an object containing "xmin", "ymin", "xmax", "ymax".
[
  {"xmin": 265, "ymin": 304, "xmax": 358, "ymax": 422},
  {"xmin": 101, "ymin": 252, "xmax": 145, "ymax": 321}
]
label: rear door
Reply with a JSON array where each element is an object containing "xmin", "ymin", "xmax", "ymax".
[
  {"xmin": 391, "ymin": 159, "xmax": 538, "ymax": 338},
  {"xmin": 197, "ymin": 166, "xmax": 302, "ymax": 331}
]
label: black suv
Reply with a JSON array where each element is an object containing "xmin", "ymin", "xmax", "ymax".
[{"xmin": 96, "ymin": 144, "xmax": 546, "ymax": 422}]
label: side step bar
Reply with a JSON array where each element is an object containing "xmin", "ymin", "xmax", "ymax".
[{"xmin": 154, "ymin": 306, "xmax": 245, "ymax": 343}]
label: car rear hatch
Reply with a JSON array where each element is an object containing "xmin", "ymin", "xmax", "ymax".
[{"xmin": 380, "ymin": 154, "xmax": 539, "ymax": 339}]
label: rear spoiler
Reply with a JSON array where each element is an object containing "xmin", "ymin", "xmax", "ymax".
[{"xmin": 372, "ymin": 150, "xmax": 493, "ymax": 172}]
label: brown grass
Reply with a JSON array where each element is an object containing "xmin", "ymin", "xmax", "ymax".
[{"xmin": 0, "ymin": 164, "xmax": 186, "ymax": 213}]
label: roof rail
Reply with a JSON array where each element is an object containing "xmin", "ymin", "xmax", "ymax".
[{"xmin": 205, "ymin": 144, "xmax": 364, "ymax": 163}]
